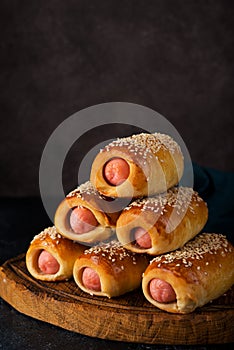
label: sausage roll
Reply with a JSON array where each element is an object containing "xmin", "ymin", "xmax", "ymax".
[
  {"xmin": 142, "ymin": 233, "xmax": 234, "ymax": 314},
  {"xmin": 54, "ymin": 181, "xmax": 126, "ymax": 244},
  {"xmin": 90, "ymin": 132, "xmax": 184, "ymax": 198},
  {"xmin": 73, "ymin": 240, "xmax": 149, "ymax": 298},
  {"xmin": 26, "ymin": 226, "xmax": 86, "ymax": 281},
  {"xmin": 116, "ymin": 187, "xmax": 208, "ymax": 255}
]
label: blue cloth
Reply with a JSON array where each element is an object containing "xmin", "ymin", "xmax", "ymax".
[{"xmin": 193, "ymin": 163, "xmax": 234, "ymax": 243}]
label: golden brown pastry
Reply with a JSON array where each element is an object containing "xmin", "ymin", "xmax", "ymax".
[
  {"xmin": 142, "ymin": 233, "xmax": 234, "ymax": 314},
  {"xmin": 54, "ymin": 181, "xmax": 126, "ymax": 244},
  {"xmin": 90, "ymin": 133, "xmax": 184, "ymax": 198},
  {"xmin": 116, "ymin": 187, "xmax": 208, "ymax": 255},
  {"xmin": 73, "ymin": 240, "xmax": 149, "ymax": 297},
  {"xmin": 26, "ymin": 226, "xmax": 86, "ymax": 281}
]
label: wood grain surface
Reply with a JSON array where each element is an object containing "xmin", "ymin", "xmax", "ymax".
[{"xmin": 0, "ymin": 254, "xmax": 233, "ymax": 345}]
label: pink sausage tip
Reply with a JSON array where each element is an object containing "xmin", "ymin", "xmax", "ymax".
[
  {"xmin": 133, "ymin": 227, "xmax": 152, "ymax": 249},
  {"xmin": 149, "ymin": 278, "xmax": 176, "ymax": 303},
  {"xmin": 70, "ymin": 206, "xmax": 98, "ymax": 234},
  {"xmin": 103, "ymin": 158, "xmax": 130, "ymax": 186},
  {"xmin": 82, "ymin": 267, "xmax": 101, "ymax": 292},
  {"xmin": 38, "ymin": 250, "xmax": 60, "ymax": 274}
]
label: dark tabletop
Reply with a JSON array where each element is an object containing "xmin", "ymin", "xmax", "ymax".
[{"xmin": 0, "ymin": 164, "xmax": 233, "ymax": 350}]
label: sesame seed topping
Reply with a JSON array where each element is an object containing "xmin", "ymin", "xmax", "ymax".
[
  {"xmin": 31, "ymin": 226, "xmax": 63, "ymax": 243},
  {"xmin": 66, "ymin": 181, "xmax": 102, "ymax": 199},
  {"xmin": 83, "ymin": 240, "xmax": 143, "ymax": 265},
  {"xmin": 125, "ymin": 187, "xmax": 200, "ymax": 216},
  {"xmin": 151, "ymin": 233, "xmax": 232, "ymax": 268},
  {"xmin": 101, "ymin": 133, "xmax": 182, "ymax": 159}
]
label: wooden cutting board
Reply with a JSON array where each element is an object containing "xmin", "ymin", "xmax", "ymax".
[{"xmin": 0, "ymin": 254, "xmax": 233, "ymax": 345}]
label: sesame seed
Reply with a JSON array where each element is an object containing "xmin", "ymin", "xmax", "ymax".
[
  {"xmin": 151, "ymin": 233, "xmax": 231, "ymax": 270},
  {"xmin": 83, "ymin": 240, "xmax": 146, "ymax": 266},
  {"xmin": 100, "ymin": 133, "xmax": 183, "ymax": 162},
  {"xmin": 185, "ymin": 262, "xmax": 193, "ymax": 267},
  {"xmin": 66, "ymin": 181, "xmax": 103, "ymax": 200},
  {"xmin": 31, "ymin": 226, "xmax": 64, "ymax": 243},
  {"xmin": 124, "ymin": 187, "xmax": 199, "ymax": 217}
]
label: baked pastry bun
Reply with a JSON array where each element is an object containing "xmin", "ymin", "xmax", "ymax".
[
  {"xmin": 26, "ymin": 226, "xmax": 86, "ymax": 281},
  {"xmin": 142, "ymin": 233, "xmax": 234, "ymax": 313},
  {"xmin": 116, "ymin": 187, "xmax": 208, "ymax": 255},
  {"xmin": 73, "ymin": 240, "xmax": 149, "ymax": 298},
  {"xmin": 90, "ymin": 133, "xmax": 184, "ymax": 198},
  {"xmin": 54, "ymin": 181, "xmax": 125, "ymax": 244}
]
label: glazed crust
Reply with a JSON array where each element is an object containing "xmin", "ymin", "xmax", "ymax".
[
  {"xmin": 54, "ymin": 181, "xmax": 126, "ymax": 244},
  {"xmin": 26, "ymin": 226, "xmax": 86, "ymax": 281},
  {"xmin": 142, "ymin": 233, "xmax": 234, "ymax": 313},
  {"xmin": 73, "ymin": 240, "xmax": 149, "ymax": 297},
  {"xmin": 90, "ymin": 133, "xmax": 184, "ymax": 198},
  {"xmin": 116, "ymin": 187, "xmax": 208, "ymax": 255}
]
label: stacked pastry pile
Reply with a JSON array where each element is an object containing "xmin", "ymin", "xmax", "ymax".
[{"xmin": 26, "ymin": 133, "xmax": 234, "ymax": 314}]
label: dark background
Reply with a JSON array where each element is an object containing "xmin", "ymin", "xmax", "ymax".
[
  {"xmin": 0, "ymin": 1, "xmax": 234, "ymax": 349},
  {"xmin": 0, "ymin": 0, "xmax": 233, "ymax": 198}
]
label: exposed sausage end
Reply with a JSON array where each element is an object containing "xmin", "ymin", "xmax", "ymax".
[
  {"xmin": 38, "ymin": 250, "xmax": 60, "ymax": 274},
  {"xmin": 82, "ymin": 267, "xmax": 101, "ymax": 292},
  {"xmin": 70, "ymin": 206, "xmax": 98, "ymax": 234},
  {"xmin": 133, "ymin": 227, "xmax": 152, "ymax": 249},
  {"xmin": 103, "ymin": 158, "xmax": 130, "ymax": 186},
  {"xmin": 149, "ymin": 278, "xmax": 176, "ymax": 303}
]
